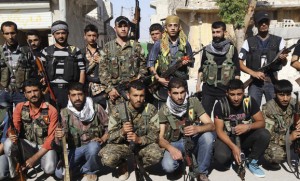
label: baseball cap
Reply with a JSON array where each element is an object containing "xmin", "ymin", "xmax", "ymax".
[
  {"xmin": 254, "ymin": 12, "xmax": 270, "ymax": 23},
  {"xmin": 115, "ymin": 16, "xmax": 130, "ymax": 25}
]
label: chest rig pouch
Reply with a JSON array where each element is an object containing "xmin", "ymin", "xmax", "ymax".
[
  {"xmin": 163, "ymin": 103, "xmax": 195, "ymax": 142},
  {"xmin": 107, "ymin": 41, "xmax": 140, "ymax": 84},
  {"xmin": 45, "ymin": 45, "xmax": 79, "ymax": 81},
  {"xmin": 21, "ymin": 103, "xmax": 50, "ymax": 145},
  {"xmin": 203, "ymin": 45, "xmax": 235, "ymax": 87},
  {"xmin": 220, "ymin": 96, "xmax": 252, "ymax": 135},
  {"xmin": 62, "ymin": 104, "xmax": 103, "ymax": 149}
]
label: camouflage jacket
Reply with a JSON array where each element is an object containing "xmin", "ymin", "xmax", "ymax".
[
  {"xmin": 108, "ymin": 102, "xmax": 158, "ymax": 146},
  {"xmin": 262, "ymin": 98, "xmax": 294, "ymax": 146},
  {"xmin": 99, "ymin": 39, "xmax": 147, "ymax": 93}
]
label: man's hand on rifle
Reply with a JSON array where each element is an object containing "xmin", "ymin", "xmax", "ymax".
[
  {"xmin": 127, "ymin": 132, "xmax": 142, "ymax": 144},
  {"xmin": 108, "ymin": 88, "xmax": 120, "ymax": 101},
  {"xmin": 157, "ymin": 77, "xmax": 169, "ymax": 87},
  {"xmin": 121, "ymin": 122, "xmax": 133, "ymax": 136},
  {"xmin": 234, "ymin": 124, "xmax": 250, "ymax": 135},
  {"xmin": 181, "ymin": 56, "xmax": 190, "ymax": 65},
  {"xmin": 55, "ymin": 127, "xmax": 65, "ymax": 140},
  {"xmin": 8, "ymin": 132, "xmax": 18, "ymax": 144},
  {"xmin": 168, "ymin": 146, "xmax": 183, "ymax": 161},
  {"xmin": 25, "ymin": 156, "xmax": 38, "ymax": 169},
  {"xmin": 232, "ymin": 145, "xmax": 242, "ymax": 165},
  {"xmin": 251, "ymin": 71, "xmax": 265, "ymax": 81},
  {"xmin": 91, "ymin": 133, "xmax": 109, "ymax": 145},
  {"xmin": 184, "ymin": 125, "xmax": 199, "ymax": 136}
]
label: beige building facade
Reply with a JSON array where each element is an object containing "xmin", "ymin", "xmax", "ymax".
[{"xmin": 150, "ymin": 0, "xmax": 300, "ymax": 82}]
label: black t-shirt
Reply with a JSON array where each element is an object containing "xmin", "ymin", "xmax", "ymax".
[
  {"xmin": 292, "ymin": 39, "xmax": 300, "ymax": 56},
  {"xmin": 214, "ymin": 96, "xmax": 260, "ymax": 121},
  {"xmin": 199, "ymin": 45, "xmax": 240, "ymax": 96}
]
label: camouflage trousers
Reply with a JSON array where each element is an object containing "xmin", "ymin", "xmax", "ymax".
[
  {"xmin": 264, "ymin": 142, "xmax": 286, "ymax": 163},
  {"xmin": 99, "ymin": 143, "xmax": 162, "ymax": 168}
]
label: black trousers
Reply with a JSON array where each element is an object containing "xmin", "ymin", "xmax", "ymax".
[{"xmin": 214, "ymin": 128, "xmax": 271, "ymax": 166}]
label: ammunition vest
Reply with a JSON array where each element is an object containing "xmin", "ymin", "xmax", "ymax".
[
  {"xmin": 45, "ymin": 45, "xmax": 79, "ymax": 82},
  {"xmin": 61, "ymin": 104, "xmax": 103, "ymax": 149},
  {"xmin": 106, "ymin": 40, "xmax": 141, "ymax": 85},
  {"xmin": 219, "ymin": 96, "xmax": 252, "ymax": 134},
  {"xmin": 263, "ymin": 99, "xmax": 293, "ymax": 146},
  {"xmin": 118, "ymin": 103, "xmax": 151, "ymax": 137},
  {"xmin": 246, "ymin": 35, "xmax": 281, "ymax": 71},
  {"xmin": 0, "ymin": 46, "xmax": 34, "ymax": 89},
  {"xmin": 202, "ymin": 45, "xmax": 235, "ymax": 87},
  {"xmin": 163, "ymin": 97, "xmax": 197, "ymax": 142},
  {"xmin": 157, "ymin": 43, "xmax": 188, "ymax": 79},
  {"xmin": 20, "ymin": 102, "xmax": 50, "ymax": 145}
]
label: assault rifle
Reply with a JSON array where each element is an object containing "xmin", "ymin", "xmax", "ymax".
[
  {"xmin": 115, "ymin": 75, "xmax": 152, "ymax": 101},
  {"xmin": 183, "ymin": 97, "xmax": 199, "ymax": 181},
  {"xmin": 293, "ymin": 92, "xmax": 300, "ymax": 153},
  {"xmin": 134, "ymin": 0, "xmax": 140, "ymax": 41},
  {"xmin": 27, "ymin": 42, "xmax": 56, "ymax": 101},
  {"xmin": 7, "ymin": 106, "xmax": 27, "ymax": 181},
  {"xmin": 148, "ymin": 57, "xmax": 188, "ymax": 93},
  {"xmin": 231, "ymin": 116, "xmax": 246, "ymax": 181},
  {"xmin": 123, "ymin": 101, "xmax": 152, "ymax": 181},
  {"xmin": 243, "ymin": 41, "xmax": 300, "ymax": 88}
]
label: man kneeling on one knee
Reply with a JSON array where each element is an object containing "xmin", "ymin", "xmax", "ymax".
[
  {"xmin": 158, "ymin": 78, "xmax": 215, "ymax": 181},
  {"xmin": 4, "ymin": 78, "xmax": 58, "ymax": 178},
  {"xmin": 214, "ymin": 79, "xmax": 271, "ymax": 178},
  {"xmin": 54, "ymin": 82, "xmax": 109, "ymax": 181}
]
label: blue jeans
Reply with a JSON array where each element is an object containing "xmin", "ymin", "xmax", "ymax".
[
  {"xmin": 0, "ymin": 90, "xmax": 26, "ymax": 107},
  {"xmin": 161, "ymin": 132, "xmax": 215, "ymax": 174},
  {"xmin": 248, "ymin": 81, "xmax": 274, "ymax": 106},
  {"xmin": 0, "ymin": 154, "xmax": 9, "ymax": 180},
  {"xmin": 55, "ymin": 141, "xmax": 102, "ymax": 179}
]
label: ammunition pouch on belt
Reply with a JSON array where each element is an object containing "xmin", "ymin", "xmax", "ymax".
[
  {"xmin": 0, "ymin": 60, "xmax": 9, "ymax": 88},
  {"xmin": 164, "ymin": 120, "xmax": 185, "ymax": 142},
  {"xmin": 109, "ymin": 57, "xmax": 119, "ymax": 79}
]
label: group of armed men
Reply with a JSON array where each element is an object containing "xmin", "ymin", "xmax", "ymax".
[{"xmin": 0, "ymin": 10, "xmax": 300, "ymax": 181}]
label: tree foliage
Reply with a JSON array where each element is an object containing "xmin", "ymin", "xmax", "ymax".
[{"xmin": 216, "ymin": 0, "xmax": 248, "ymax": 29}]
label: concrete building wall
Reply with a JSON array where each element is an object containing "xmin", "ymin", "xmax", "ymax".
[{"xmin": 150, "ymin": 0, "xmax": 300, "ymax": 83}]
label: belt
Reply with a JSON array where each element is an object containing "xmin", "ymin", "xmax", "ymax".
[{"xmin": 51, "ymin": 83, "xmax": 68, "ymax": 89}]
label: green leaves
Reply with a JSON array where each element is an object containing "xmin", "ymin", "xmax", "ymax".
[{"xmin": 216, "ymin": 0, "xmax": 248, "ymax": 29}]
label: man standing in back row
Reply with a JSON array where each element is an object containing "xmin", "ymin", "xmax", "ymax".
[
  {"xmin": 197, "ymin": 21, "xmax": 240, "ymax": 116},
  {"xmin": 41, "ymin": 20, "xmax": 85, "ymax": 108},
  {"xmin": 99, "ymin": 16, "xmax": 147, "ymax": 111},
  {"xmin": 239, "ymin": 12, "xmax": 287, "ymax": 106}
]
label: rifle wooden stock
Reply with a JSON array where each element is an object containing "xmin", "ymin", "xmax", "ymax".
[
  {"xmin": 233, "ymin": 118, "xmax": 245, "ymax": 181},
  {"xmin": 61, "ymin": 132, "xmax": 70, "ymax": 181},
  {"xmin": 148, "ymin": 59, "xmax": 184, "ymax": 93},
  {"xmin": 134, "ymin": 0, "xmax": 140, "ymax": 41},
  {"xmin": 8, "ymin": 109, "xmax": 27, "ymax": 181}
]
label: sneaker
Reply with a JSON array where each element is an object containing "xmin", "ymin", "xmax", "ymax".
[
  {"xmin": 246, "ymin": 159, "xmax": 265, "ymax": 178},
  {"xmin": 82, "ymin": 174, "xmax": 98, "ymax": 181},
  {"xmin": 262, "ymin": 162, "xmax": 281, "ymax": 171},
  {"xmin": 117, "ymin": 161, "xmax": 129, "ymax": 181},
  {"xmin": 199, "ymin": 173, "xmax": 210, "ymax": 181}
]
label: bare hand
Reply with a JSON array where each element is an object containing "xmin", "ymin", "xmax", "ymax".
[
  {"xmin": 55, "ymin": 127, "xmax": 65, "ymax": 139},
  {"xmin": 169, "ymin": 147, "xmax": 183, "ymax": 161},
  {"xmin": 108, "ymin": 88, "xmax": 120, "ymax": 101},
  {"xmin": 122, "ymin": 122, "xmax": 133, "ymax": 136},
  {"xmin": 8, "ymin": 132, "xmax": 18, "ymax": 144},
  {"xmin": 127, "ymin": 132, "xmax": 141, "ymax": 144},
  {"xmin": 184, "ymin": 125, "xmax": 199, "ymax": 136},
  {"xmin": 234, "ymin": 124, "xmax": 249, "ymax": 135},
  {"xmin": 26, "ymin": 156, "xmax": 37, "ymax": 169},
  {"xmin": 232, "ymin": 145, "xmax": 242, "ymax": 164},
  {"xmin": 290, "ymin": 130, "xmax": 300, "ymax": 141},
  {"xmin": 157, "ymin": 77, "xmax": 169, "ymax": 87},
  {"xmin": 182, "ymin": 59, "xmax": 190, "ymax": 65},
  {"xmin": 252, "ymin": 71, "xmax": 265, "ymax": 80}
]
